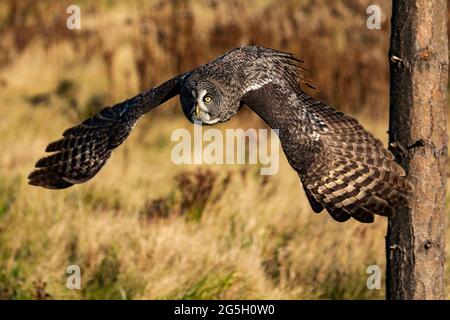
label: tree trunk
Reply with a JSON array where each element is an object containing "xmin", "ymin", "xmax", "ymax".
[{"xmin": 387, "ymin": 0, "xmax": 448, "ymax": 299}]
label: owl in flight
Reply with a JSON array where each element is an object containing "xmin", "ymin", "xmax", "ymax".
[{"xmin": 29, "ymin": 46, "xmax": 412, "ymax": 223}]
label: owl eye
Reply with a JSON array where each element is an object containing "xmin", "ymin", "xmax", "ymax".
[{"xmin": 203, "ymin": 95, "xmax": 212, "ymax": 103}]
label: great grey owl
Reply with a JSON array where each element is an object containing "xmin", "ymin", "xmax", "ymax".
[{"xmin": 29, "ymin": 46, "xmax": 412, "ymax": 223}]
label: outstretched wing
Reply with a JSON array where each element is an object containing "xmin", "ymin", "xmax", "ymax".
[
  {"xmin": 243, "ymin": 83, "xmax": 413, "ymax": 223},
  {"xmin": 297, "ymin": 93, "xmax": 413, "ymax": 223},
  {"xmin": 29, "ymin": 73, "xmax": 187, "ymax": 189}
]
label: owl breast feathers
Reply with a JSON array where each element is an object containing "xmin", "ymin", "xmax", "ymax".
[{"xmin": 29, "ymin": 46, "xmax": 413, "ymax": 223}]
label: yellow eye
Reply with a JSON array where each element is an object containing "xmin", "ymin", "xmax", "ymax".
[{"xmin": 203, "ymin": 95, "xmax": 212, "ymax": 103}]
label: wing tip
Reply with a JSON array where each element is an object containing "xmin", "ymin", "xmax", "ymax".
[{"xmin": 28, "ymin": 169, "xmax": 74, "ymax": 189}]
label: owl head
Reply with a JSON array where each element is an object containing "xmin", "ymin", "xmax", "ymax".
[{"xmin": 179, "ymin": 68, "xmax": 242, "ymax": 125}]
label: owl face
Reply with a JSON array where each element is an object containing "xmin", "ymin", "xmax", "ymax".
[{"xmin": 180, "ymin": 76, "xmax": 239, "ymax": 125}]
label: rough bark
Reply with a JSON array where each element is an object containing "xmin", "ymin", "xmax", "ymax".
[{"xmin": 387, "ymin": 0, "xmax": 448, "ymax": 299}]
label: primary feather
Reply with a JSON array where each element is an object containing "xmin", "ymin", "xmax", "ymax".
[{"xmin": 28, "ymin": 74, "xmax": 185, "ymax": 189}]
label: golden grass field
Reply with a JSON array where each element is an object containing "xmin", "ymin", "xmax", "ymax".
[{"xmin": 0, "ymin": 0, "xmax": 449, "ymax": 299}]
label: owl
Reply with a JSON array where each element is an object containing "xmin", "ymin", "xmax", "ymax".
[{"xmin": 29, "ymin": 46, "xmax": 412, "ymax": 223}]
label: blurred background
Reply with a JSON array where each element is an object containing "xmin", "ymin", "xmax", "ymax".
[{"xmin": 0, "ymin": 0, "xmax": 448, "ymax": 299}]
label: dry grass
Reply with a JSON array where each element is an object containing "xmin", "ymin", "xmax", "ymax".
[
  {"xmin": 0, "ymin": 104, "xmax": 393, "ymax": 300},
  {"xmin": 0, "ymin": 0, "xmax": 448, "ymax": 300}
]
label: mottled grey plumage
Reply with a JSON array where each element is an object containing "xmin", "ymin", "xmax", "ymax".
[{"xmin": 29, "ymin": 46, "xmax": 412, "ymax": 223}]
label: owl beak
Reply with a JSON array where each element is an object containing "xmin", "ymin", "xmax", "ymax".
[{"xmin": 195, "ymin": 104, "xmax": 200, "ymax": 117}]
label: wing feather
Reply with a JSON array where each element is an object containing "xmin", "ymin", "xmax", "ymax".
[
  {"xmin": 300, "ymin": 96, "xmax": 413, "ymax": 223},
  {"xmin": 28, "ymin": 73, "xmax": 187, "ymax": 189},
  {"xmin": 243, "ymin": 82, "xmax": 413, "ymax": 223}
]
